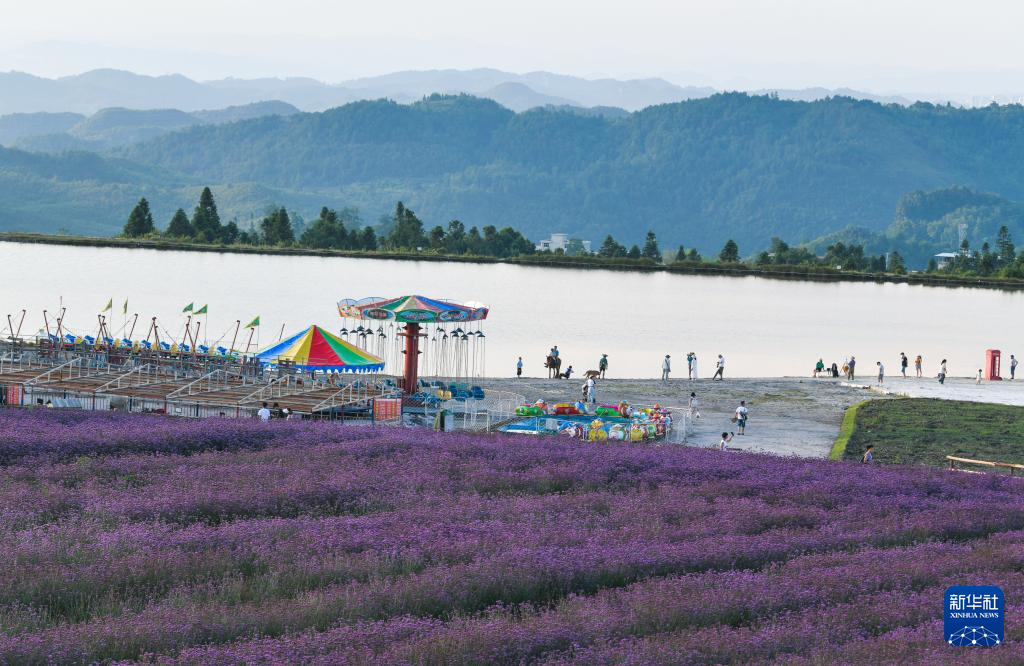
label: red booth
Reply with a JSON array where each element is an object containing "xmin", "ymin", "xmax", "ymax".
[{"xmin": 985, "ymin": 349, "xmax": 1003, "ymax": 381}]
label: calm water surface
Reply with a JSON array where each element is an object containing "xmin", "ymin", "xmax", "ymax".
[{"xmin": 1, "ymin": 242, "xmax": 1020, "ymax": 378}]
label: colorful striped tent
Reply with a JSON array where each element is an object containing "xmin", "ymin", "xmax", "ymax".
[
  {"xmin": 255, "ymin": 325, "xmax": 384, "ymax": 373},
  {"xmin": 338, "ymin": 295, "xmax": 488, "ymax": 323}
]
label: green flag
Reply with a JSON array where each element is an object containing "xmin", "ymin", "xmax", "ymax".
[
  {"xmin": 122, "ymin": 299, "xmax": 128, "ymax": 315},
  {"xmin": 194, "ymin": 304, "xmax": 208, "ymax": 315},
  {"xmin": 101, "ymin": 298, "xmax": 112, "ymax": 313},
  {"xmin": 244, "ymin": 315, "xmax": 260, "ymax": 329},
  {"xmin": 183, "ymin": 302, "xmax": 194, "ymax": 313}
]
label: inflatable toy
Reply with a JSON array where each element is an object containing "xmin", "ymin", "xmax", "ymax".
[
  {"xmin": 587, "ymin": 420, "xmax": 608, "ymax": 442},
  {"xmin": 516, "ymin": 405, "xmax": 545, "ymax": 416}
]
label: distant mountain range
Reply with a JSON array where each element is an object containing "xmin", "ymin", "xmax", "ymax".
[
  {"xmin": 0, "ymin": 68, "xmax": 964, "ymax": 117},
  {"xmin": 0, "ymin": 101, "xmax": 299, "ymax": 151},
  {"xmin": 5, "ymin": 93, "xmax": 1024, "ymax": 254}
]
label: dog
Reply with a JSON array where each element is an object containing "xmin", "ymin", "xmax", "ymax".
[{"xmin": 583, "ymin": 370, "xmax": 601, "ymax": 380}]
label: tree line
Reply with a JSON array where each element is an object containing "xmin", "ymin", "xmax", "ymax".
[
  {"xmin": 122, "ymin": 190, "xmax": 1024, "ymax": 280},
  {"xmin": 122, "ymin": 193, "xmax": 534, "ymax": 257}
]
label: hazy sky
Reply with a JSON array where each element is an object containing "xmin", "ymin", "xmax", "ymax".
[{"xmin": 3, "ymin": 0, "xmax": 1024, "ymax": 94}]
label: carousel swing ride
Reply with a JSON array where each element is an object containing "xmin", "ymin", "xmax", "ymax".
[{"xmin": 337, "ymin": 295, "xmax": 489, "ymax": 395}]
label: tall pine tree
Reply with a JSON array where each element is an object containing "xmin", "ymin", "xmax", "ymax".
[
  {"xmin": 260, "ymin": 207, "xmax": 295, "ymax": 245},
  {"xmin": 386, "ymin": 202, "xmax": 428, "ymax": 250},
  {"xmin": 642, "ymin": 230, "xmax": 661, "ymax": 262},
  {"xmin": 123, "ymin": 198, "xmax": 155, "ymax": 237},
  {"xmin": 191, "ymin": 187, "xmax": 223, "ymax": 242},
  {"xmin": 719, "ymin": 239, "xmax": 740, "ymax": 263},
  {"xmin": 165, "ymin": 208, "xmax": 193, "ymax": 238}
]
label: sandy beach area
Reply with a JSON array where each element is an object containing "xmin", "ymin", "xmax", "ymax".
[
  {"xmin": 478, "ymin": 376, "xmax": 867, "ymax": 458},
  {"xmin": 479, "ymin": 374, "xmax": 1024, "ymax": 457}
]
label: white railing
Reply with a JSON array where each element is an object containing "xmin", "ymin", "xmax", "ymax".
[
  {"xmin": 239, "ymin": 373, "xmax": 315, "ymax": 404},
  {"xmin": 166, "ymin": 369, "xmax": 237, "ymax": 398},
  {"xmin": 25, "ymin": 357, "xmax": 87, "ymax": 385},
  {"xmin": 0, "ymin": 352, "xmax": 48, "ymax": 375},
  {"xmin": 445, "ymin": 388, "xmax": 525, "ymax": 431},
  {"xmin": 312, "ymin": 379, "xmax": 401, "ymax": 414}
]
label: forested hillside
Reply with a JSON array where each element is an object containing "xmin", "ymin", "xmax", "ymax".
[
  {"xmin": 119, "ymin": 94, "xmax": 1024, "ymax": 248},
  {"xmin": 6, "ymin": 93, "xmax": 1024, "ymax": 248}
]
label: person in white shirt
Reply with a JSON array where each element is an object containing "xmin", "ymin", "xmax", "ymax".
[
  {"xmin": 585, "ymin": 376, "xmax": 597, "ymax": 403},
  {"xmin": 735, "ymin": 400, "xmax": 749, "ymax": 435},
  {"xmin": 662, "ymin": 355, "xmax": 671, "ymax": 381},
  {"xmin": 713, "ymin": 354, "xmax": 725, "ymax": 381},
  {"xmin": 719, "ymin": 431, "xmax": 734, "ymax": 450},
  {"xmin": 257, "ymin": 402, "xmax": 271, "ymax": 422},
  {"xmin": 938, "ymin": 359, "xmax": 947, "ymax": 384},
  {"xmin": 876, "ymin": 361, "xmax": 884, "ymax": 385},
  {"xmin": 688, "ymin": 391, "xmax": 701, "ymax": 419}
]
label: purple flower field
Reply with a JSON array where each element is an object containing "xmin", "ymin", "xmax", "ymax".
[{"xmin": 1, "ymin": 408, "xmax": 1023, "ymax": 664}]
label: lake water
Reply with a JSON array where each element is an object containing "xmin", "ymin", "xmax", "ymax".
[{"xmin": 1, "ymin": 241, "xmax": 1020, "ymax": 379}]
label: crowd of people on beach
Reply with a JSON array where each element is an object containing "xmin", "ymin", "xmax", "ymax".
[
  {"xmin": 523, "ymin": 347, "xmax": 729, "ymax": 384},
  {"xmin": 808, "ymin": 352, "xmax": 1018, "ymax": 386}
]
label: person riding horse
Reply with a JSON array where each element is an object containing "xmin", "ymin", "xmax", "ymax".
[{"xmin": 545, "ymin": 354, "xmax": 562, "ymax": 378}]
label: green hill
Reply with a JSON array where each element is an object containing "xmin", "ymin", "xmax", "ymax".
[
  {"xmin": 117, "ymin": 94, "xmax": 1024, "ymax": 248},
  {"xmin": 8, "ymin": 93, "xmax": 1024, "ymax": 247},
  {"xmin": 805, "ymin": 187, "xmax": 1024, "ymax": 267}
]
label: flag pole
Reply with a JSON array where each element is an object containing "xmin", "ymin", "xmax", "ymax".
[{"xmin": 230, "ymin": 320, "xmax": 240, "ymax": 353}]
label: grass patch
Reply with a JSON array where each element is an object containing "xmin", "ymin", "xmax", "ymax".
[
  {"xmin": 829, "ymin": 401, "xmax": 868, "ymax": 460},
  {"xmin": 842, "ymin": 398, "xmax": 1024, "ymax": 468}
]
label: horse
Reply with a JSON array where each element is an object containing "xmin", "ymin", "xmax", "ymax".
[{"xmin": 545, "ymin": 355, "xmax": 562, "ymax": 378}]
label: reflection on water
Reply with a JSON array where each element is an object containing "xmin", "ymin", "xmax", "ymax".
[{"xmin": 1, "ymin": 242, "xmax": 1020, "ymax": 378}]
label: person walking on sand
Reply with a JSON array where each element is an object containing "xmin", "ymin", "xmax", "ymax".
[
  {"xmin": 713, "ymin": 354, "xmax": 725, "ymax": 381},
  {"xmin": 688, "ymin": 391, "xmax": 702, "ymax": 419},
  {"xmin": 662, "ymin": 355, "xmax": 671, "ymax": 381},
  {"xmin": 586, "ymin": 376, "xmax": 597, "ymax": 404},
  {"xmin": 719, "ymin": 431, "xmax": 735, "ymax": 451},
  {"xmin": 848, "ymin": 356, "xmax": 857, "ymax": 381},
  {"xmin": 976, "ymin": 369, "xmax": 983, "ymax": 384},
  {"xmin": 1011, "ymin": 355, "xmax": 1018, "ymax": 380},
  {"xmin": 938, "ymin": 359, "xmax": 947, "ymax": 384},
  {"xmin": 876, "ymin": 361, "xmax": 884, "ymax": 385},
  {"xmin": 687, "ymin": 352, "xmax": 694, "ymax": 379},
  {"xmin": 915, "ymin": 354, "xmax": 923, "ymax": 378},
  {"xmin": 599, "ymin": 354, "xmax": 608, "ymax": 379},
  {"xmin": 900, "ymin": 352, "xmax": 908, "ymax": 378},
  {"xmin": 814, "ymin": 358, "xmax": 824, "ymax": 377},
  {"xmin": 690, "ymin": 353, "xmax": 699, "ymax": 379},
  {"xmin": 862, "ymin": 445, "xmax": 874, "ymax": 464},
  {"xmin": 734, "ymin": 401, "xmax": 749, "ymax": 434},
  {"xmin": 516, "ymin": 356, "xmax": 523, "ymax": 379}
]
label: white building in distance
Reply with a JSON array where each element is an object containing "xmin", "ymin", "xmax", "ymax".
[{"xmin": 536, "ymin": 233, "xmax": 592, "ymax": 254}]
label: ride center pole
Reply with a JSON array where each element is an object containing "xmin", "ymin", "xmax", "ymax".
[{"xmin": 401, "ymin": 322, "xmax": 421, "ymax": 394}]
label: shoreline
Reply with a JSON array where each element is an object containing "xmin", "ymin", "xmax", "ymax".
[{"xmin": 4, "ymin": 232, "xmax": 1024, "ymax": 291}]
